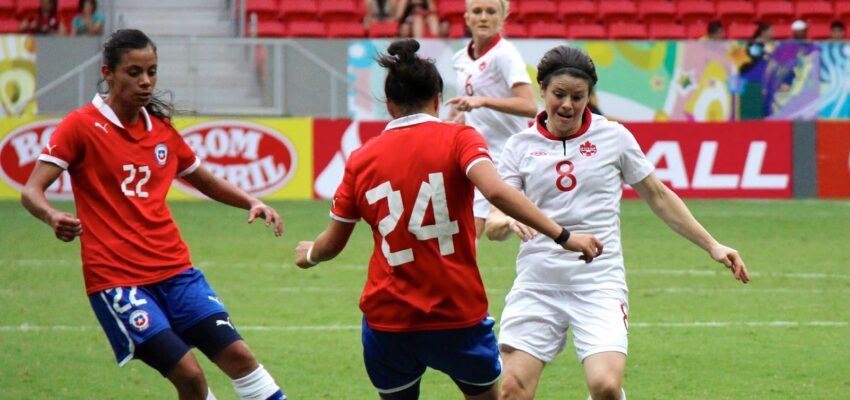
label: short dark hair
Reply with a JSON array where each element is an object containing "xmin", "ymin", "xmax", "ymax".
[
  {"xmin": 708, "ymin": 21, "xmax": 723, "ymax": 35},
  {"xmin": 536, "ymin": 45, "xmax": 598, "ymax": 91},
  {"xmin": 376, "ymin": 39, "xmax": 443, "ymax": 114},
  {"xmin": 831, "ymin": 20, "xmax": 845, "ymax": 30},
  {"xmin": 79, "ymin": 0, "xmax": 97, "ymax": 13}
]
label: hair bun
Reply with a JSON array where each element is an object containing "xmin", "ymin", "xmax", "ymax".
[{"xmin": 387, "ymin": 39, "xmax": 420, "ymax": 62}]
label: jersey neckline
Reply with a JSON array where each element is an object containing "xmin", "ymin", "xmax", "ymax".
[{"xmin": 535, "ymin": 107, "xmax": 592, "ymax": 141}]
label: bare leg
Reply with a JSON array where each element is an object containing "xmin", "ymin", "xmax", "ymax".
[
  {"xmin": 583, "ymin": 352, "xmax": 626, "ymax": 400},
  {"xmin": 166, "ymin": 352, "xmax": 210, "ymax": 400},
  {"xmin": 499, "ymin": 347, "xmax": 545, "ymax": 400}
]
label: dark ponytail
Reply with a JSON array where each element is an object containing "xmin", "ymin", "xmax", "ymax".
[
  {"xmin": 536, "ymin": 45, "xmax": 598, "ymax": 92},
  {"xmin": 101, "ymin": 29, "xmax": 174, "ymax": 120},
  {"xmin": 376, "ymin": 39, "xmax": 443, "ymax": 115}
]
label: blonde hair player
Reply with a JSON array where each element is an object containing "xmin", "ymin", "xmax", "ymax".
[
  {"xmin": 488, "ymin": 45, "xmax": 750, "ymax": 400},
  {"xmin": 447, "ymin": 0, "xmax": 536, "ymax": 237}
]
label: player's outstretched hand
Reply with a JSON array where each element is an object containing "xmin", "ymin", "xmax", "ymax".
[
  {"xmin": 709, "ymin": 244, "xmax": 749, "ymax": 284},
  {"xmin": 48, "ymin": 210, "xmax": 81, "ymax": 242},
  {"xmin": 509, "ymin": 218, "xmax": 538, "ymax": 242},
  {"xmin": 446, "ymin": 96, "xmax": 485, "ymax": 112},
  {"xmin": 248, "ymin": 203, "xmax": 283, "ymax": 237},
  {"xmin": 562, "ymin": 233, "xmax": 603, "ymax": 263},
  {"xmin": 294, "ymin": 241, "xmax": 315, "ymax": 269}
]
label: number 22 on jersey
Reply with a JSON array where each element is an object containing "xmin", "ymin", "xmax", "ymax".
[{"xmin": 365, "ymin": 172, "xmax": 459, "ymax": 267}]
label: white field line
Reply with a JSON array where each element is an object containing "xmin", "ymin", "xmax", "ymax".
[{"xmin": 1, "ymin": 320, "xmax": 847, "ymax": 333}]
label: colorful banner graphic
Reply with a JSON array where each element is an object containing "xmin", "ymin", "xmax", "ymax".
[
  {"xmin": 0, "ymin": 117, "xmax": 69, "ymax": 199},
  {"xmin": 0, "ymin": 35, "xmax": 37, "ymax": 117},
  {"xmin": 816, "ymin": 121, "xmax": 850, "ymax": 198},
  {"xmin": 622, "ymin": 121, "xmax": 793, "ymax": 198},
  {"xmin": 819, "ymin": 42, "xmax": 850, "ymax": 119}
]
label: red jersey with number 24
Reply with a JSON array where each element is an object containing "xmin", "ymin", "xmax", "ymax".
[
  {"xmin": 39, "ymin": 95, "xmax": 200, "ymax": 295},
  {"xmin": 331, "ymin": 114, "xmax": 492, "ymax": 332}
]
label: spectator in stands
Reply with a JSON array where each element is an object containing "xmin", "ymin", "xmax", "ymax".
[
  {"xmin": 741, "ymin": 23, "xmax": 775, "ymax": 74},
  {"xmin": 19, "ymin": 0, "xmax": 61, "ymax": 35},
  {"xmin": 701, "ymin": 21, "xmax": 724, "ymax": 40},
  {"xmin": 831, "ymin": 21, "xmax": 846, "ymax": 40},
  {"xmin": 790, "ymin": 20, "xmax": 808, "ymax": 41},
  {"xmin": 70, "ymin": 0, "xmax": 104, "ymax": 36},
  {"xmin": 364, "ymin": 0, "xmax": 398, "ymax": 27},
  {"xmin": 396, "ymin": 0, "xmax": 441, "ymax": 37}
]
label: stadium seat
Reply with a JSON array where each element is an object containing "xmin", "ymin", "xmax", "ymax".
[
  {"xmin": 245, "ymin": 0, "xmax": 280, "ymax": 21},
  {"xmin": 527, "ymin": 20, "xmax": 567, "ymax": 38},
  {"xmin": 772, "ymin": 22, "xmax": 791, "ymax": 39},
  {"xmin": 16, "ymin": 0, "xmax": 40, "ymax": 18},
  {"xmin": 254, "ymin": 20, "xmax": 285, "ymax": 37},
  {"xmin": 502, "ymin": 21, "xmax": 528, "ymax": 38},
  {"xmin": 727, "ymin": 21, "xmax": 755, "ymax": 39},
  {"xmin": 685, "ymin": 20, "xmax": 709, "ymax": 39},
  {"xmin": 367, "ymin": 21, "xmax": 399, "ymax": 38},
  {"xmin": 566, "ymin": 22, "xmax": 607, "ymax": 39},
  {"xmin": 807, "ymin": 19, "xmax": 832, "ymax": 39},
  {"xmin": 835, "ymin": 1, "xmax": 850, "ymax": 19},
  {"xmin": 447, "ymin": 21, "xmax": 467, "ymax": 38},
  {"xmin": 516, "ymin": 0, "xmax": 557, "ymax": 25},
  {"xmin": 279, "ymin": 0, "xmax": 317, "ymax": 23},
  {"xmin": 756, "ymin": 1, "xmax": 795, "ymax": 25},
  {"xmin": 0, "ymin": 0, "xmax": 13, "ymax": 13},
  {"xmin": 0, "ymin": 17, "xmax": 17, "ymax": 33},
  {"xmin": 285, "ymin": 20, "xmax": 325, "ymax": 38},
  {"xmin": 436, "ymin": 0, "xmax": 466, "ymax": 24},
  {"xmin": 715, "ymin": 0, "xmax": 756, "ymax": 23},
  {"xmin": 794, "ymin": 0, "xmax": 834, "ymax": 22},
  {"xmin": 557, "ymin": 0, "xmax": 597, "ymax": 24},
  {"xmin": 597, "ymin": 1, "xmax": 639, "ymax": 23},
  {"xmin": 677, "ymin": 0, "xmax": 716, "ymax": 26},
  {"xmin": 608, "ymin": 21, "xmax": 649, "ymax": 39},
  {"xmin": 638, "ymin": 0, "xmax": 677, "ymax": 23},
  {"xmin": 317, "ymin": 0, "xmax": 362, "ymax": 23},
  {"xmin": 327, "ymin": 21, "xmax": 366, "ymax": 38},
  {"xmin": 648, "ymin": 21, "xmax": 687, "ymax": 39}
]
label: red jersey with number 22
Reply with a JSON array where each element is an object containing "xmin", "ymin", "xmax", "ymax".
[
  {"xmin": 39, "ymin": 95, "xmax": 200, "ymax": 295},
  {"xmin": 331, "ymin": 114, "xmax": 492, "ymax": 332}
]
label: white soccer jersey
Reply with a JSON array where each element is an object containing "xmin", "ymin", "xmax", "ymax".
[
  {"xmin": 498, "ymin": 109, "xmax": 655, "ymax": 291},
  {"xmin": 452, "ymin": 34, "xmax": 532, "ymax": 165}
]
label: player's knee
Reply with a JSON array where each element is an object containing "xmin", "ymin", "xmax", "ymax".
[
  {"xmin": 215, "ymin": 341, "xmax": 259, "ymax": 378},
  {"xmin": 587, "ymin": 376, "xmax": 622, "ymax": 400},
  {"xmin": 500, "ymin": 373, "xmax": 531, "ymax": 400},
  {"xmin": 168, "ymin": 362, "xmax": 208, "ymax": 397}
]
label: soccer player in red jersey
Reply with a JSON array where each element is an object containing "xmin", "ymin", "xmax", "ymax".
[
  {"xmin": 21, "ymin": 29, "xmax": 286, "ymax": 400},
  {"xmin": 294, "ymin": 39, "xmax": 603, "ymax": 400}
]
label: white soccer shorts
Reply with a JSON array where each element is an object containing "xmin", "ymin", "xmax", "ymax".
[
  {"xmin": 472, "ymin": 187, "xmax": 491, "ymax": 220},
  {"xmin": 498, "ymin": 288, "xmax": 629, "ymax": 363}
]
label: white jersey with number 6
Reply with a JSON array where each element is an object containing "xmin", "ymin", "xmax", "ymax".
[{"xmin": 498, "ymin": 109, "xmax": 655, "ymax": 291}]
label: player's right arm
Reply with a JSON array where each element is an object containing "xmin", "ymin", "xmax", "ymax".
[
  {"xmin": 467, "ymin": 160, "xmax": 602, "ymax": 262},
  {"xmin": 21, "ymin": 161, "xmax": 82, "ymax": 242},
  {"xmin": 294, "ymin": 220, "xmax": 356, "ymax": 269}
]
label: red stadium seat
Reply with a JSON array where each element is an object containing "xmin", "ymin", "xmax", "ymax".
[
  {"xmin": 254, "ymin": 20, "xmax": 285, "ymax": 37},
  {"xmin": 677, "ymin": 0, "xmax": 715, "ymax": 26},
  {"xmin": 516, "ymin": 0, "xmax": 557, "ymax": 24},
  {"xmin": 794, "ymin": 0, "xmax": 833, "ymax": 22},
  {"xmin": 598, "ymin": 1, "xmax": 639, "ymax": 23},
  {"xmin": 527, "ymin": 21, "xmax": 567, "ymax": 38},
  {"xmin": 502, "ymin": 21, "xmax": 529, "ymax": 38},
  {"xmin": 317, "ymin": 0, "xmax": 362, "ymax": 23},
  {"xmin": 327, "ymin": 21, "xmax": 366, "ymax": 38},
  {"xmin": 245, "ymin": 0, "xmax": 280, "ymax": 21},
  {"xmin": 0, "ymin": 0, "xmax": 13, "ymax": 13},
  {"xmin": 567, "ymin": 22, "xmax": 607, "ymax": 39},
  {"xmin": 447, "ymin": 21, "xmax": 467, "ymax": 38},
  {"xmin": 608, "ymin": 21, "xmax": 649, "ymax": 39},
  {"xmin": 367, "ymin": 21, "xmax": 399, "ymax": 38},
  {"xmin": 772, "ymin": 22, "xmax": 791, "ymax": 39},
  {"xmin": 557, "ymin": 0, "xmax": 597, "ymax": 24},
  {"xmin": 285, "ymin": 20, "xmax": 325, "ymax": 37},
  {"xmin": 16, "ymin": 0, "xmax": 40, "ymax": 18},
  {"xmin": 436, "ymin": 0, "xmax": 466, "ymax": 24},
  {"xmin": 727, "ymin": 21, "xmax": 755, "ymax": 39},
  {"xmin": 716, "ymin": 0, "xmax": 756, "ymax": 23},
  {"xmin": 835, "ymin": 1, "xmax": 850, "ymax": 19},
  {"xmin": 648, "ymin": 21, "xmax": 686, "ymax": 39},
  {"xmin": 279, "ymin": 0, "xmax": 317, "ymax": 23},
  {"xmin": 685, "ymin": 20, "xmax": 709, "ymax": 39},
  {"xmin": 807, "ymin": 19, "xmax": 832, "ymax": 39},
  {"xmin": 0, "ymin": 16, "xmax": 17, "ymax": 33},
  {"xmin": 756, "ymin": 1, "xmax": 794, "ymax": 25},
  {"xmin": 638, "ymin": 0, "xmax": 677, "ymax": 23}
]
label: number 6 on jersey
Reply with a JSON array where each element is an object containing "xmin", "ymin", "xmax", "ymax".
[{"xmin": 366, "ymin": 172, "xmax": 459, "ymax": 267}]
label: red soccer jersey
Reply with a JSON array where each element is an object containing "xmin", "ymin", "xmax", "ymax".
[
  {"xmin": 39, "ymin": 95, "xmax": 200, "ymax": 295},
  {"xmin": 331, "ymin": 114, "xmax": 493, "ymax": 332}
]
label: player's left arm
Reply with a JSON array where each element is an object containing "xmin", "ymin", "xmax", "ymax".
[
  {"xmin": 632, "ymin": 173, "xmax": 749, "ymax": 283},
  {"xmin": 446, "ymin": 83, "xmax": 536, "ymax": 117},
  {"xmin": 295, "ymin": 220, "xmax": 356, "ymax": 268},
  {"xmin": 182, "ymin": 164, "xmax": 283, "ymax": 236}
]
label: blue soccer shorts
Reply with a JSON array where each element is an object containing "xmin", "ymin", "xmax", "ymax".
[
  {"xmin": 88, "ymin": 268, "xmax": 231, "ymax": 366},
  {"xmin": 361, "ymin": 315, "xmax": 502, "ymax": 395}
]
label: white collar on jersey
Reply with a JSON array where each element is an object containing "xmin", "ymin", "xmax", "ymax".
[
  {"xmin": 91, "ymin": 94, "xmax": 153, "ymax": 132},
  {"xmin": 384, "ymin": 113, "xmax": 441, "ymax": 131}
]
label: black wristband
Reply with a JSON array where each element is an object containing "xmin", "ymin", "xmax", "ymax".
[{"xmin": 554, "ymin": 227, "xmax": 570, "ymax": 245}]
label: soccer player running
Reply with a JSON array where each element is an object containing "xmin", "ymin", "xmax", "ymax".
[
  {"xmin": 447, "ymin": 0, "xmax": 537, "ymax": 237},
  {"xmin": 485, "ymin": 45, "xmax": 751, "ymax": 400},
  {"xmin": 294, "ymin": 39, "xmax": 602, "ymax": 400},
  {"xmin": 21, "ymin": 29, "xmax": 286, "ymax": 400}
]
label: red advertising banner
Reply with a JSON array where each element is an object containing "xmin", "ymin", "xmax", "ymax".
[
  {"xmin": 312, "ymin": 119, "xmax": 384, "ymax": 199},
  {"xmin": 621, "ymin": 121, "xmax": 793, "ymax": 198},
  {"xmin": 817, "ymin": 121, "xmax": 850, "ymax": 198}
]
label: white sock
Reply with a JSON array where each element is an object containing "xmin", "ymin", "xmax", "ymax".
[
  {"xmin": 586, "ymin": 388, "xmax": 626, "ymax": 400},
  {"xmin": 231, "ymin": 364, "xmax": 284, "ymax": 400},
  {"xmin": 206, "ymin": 388, "xmax": 217, "ymax": 400}
]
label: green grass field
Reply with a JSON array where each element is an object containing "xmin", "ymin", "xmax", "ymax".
[{"xmin": 1, "ymin": 199, "xmax": 849, "ymax": 399}]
